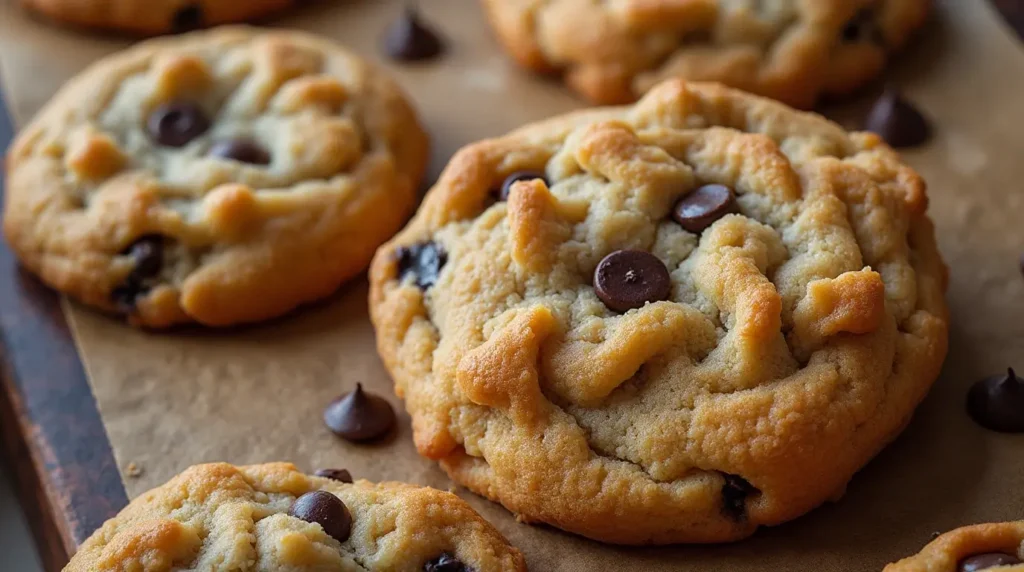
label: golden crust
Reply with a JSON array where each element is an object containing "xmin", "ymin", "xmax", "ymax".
[
  {"xmin": 20, "ymin": 0, "xmax": 296, "ymax": 34},
  {"xmin": 368, "ymin": 80, "xmax": 949, "ymax": 544},
  {"xmin": 64, "ymin": 462, "xmax": 527, "ymax": 571},
  {"xmin": 885, "ymin": 522, "xmax": 1024, "ymax": 571},
  {"xmin": 3, "ymin": 27, "xmax": 428, "ymax": 327},
  {"xmin": 482, "ymin": 0, "xmax": 931, "ymax": 108}
]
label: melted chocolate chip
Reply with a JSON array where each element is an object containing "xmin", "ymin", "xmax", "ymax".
[
  {"xmin": 314, "ymin": 468, "xmax": 354, "ymax": 483},
  {"xmin": 110, "ymin": 236, "xmax": 165, "ymax": 312},
  {"xmin": 324, "ymin": 383, "xmax": 396, "ymax": 442},
  {"xmin": 424, "ymin": 552, "xmax": 470, "ymax": 572},
  {"xmin": 959, "ymin": 553, "xmax": 1022, "ymax": 572},
  {"xmin": 170, "ymin": 4, "xmax": 203, "ymax": 33},
  {"xmin": 594, "ymin": 250, "xmax": 671, "ymax": 313},
  {"xmin": 842, "ymin": 8, "xmax": 886, "ymax": 45},
  {"xmin": 209, "ymin": 139, "xmax": 271, "ymax": 165},
  {"xmin": 147, "ymin": 102, "xmax": 210, "ymax": 148},
  {"xmin": 864, "ymin": 90, "xmax": 932, "ymax": 148},
  {"xmin": 967, "ymin": 368, "xmax": 1024, "ymax": 432},
  {"xmin": 382, "ymin": 4, "xmax": 445, "ymax": 62},
  {"xmin": 288, "ymin": 491, "xmax": 352, "ymax": 543},
  {"xmin": 498, "ymin": 171, "xmax": 547, "ymax": 201},
  {"xmin": 672, "ymin": 184, "xmax": 738, "ymax": 233},
  {"xmin": 721, "ymin": 473, "xmax": 757, "ymax": 520},
  {"xmin": 396, "ymin": 242, "xmax": 447, "ymax": 290}
]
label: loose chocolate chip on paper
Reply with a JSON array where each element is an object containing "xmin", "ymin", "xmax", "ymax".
[
  {"xmin": 324, "ymin": 383, "xmax": 396, "ymax": 442},
  {"xmin": 672, "ymin": 184, "xmax": 738, "ymax": 233},
  {"xmin": 958, "ymin": 553, "xmax": 1022, "ymax": 572},
  {"xmin": 864, "ymin": 89, "xmax": 932, "ymax": 148},
  {"xmin": 721, "ymin": 473, "xmax": 758, "ymax": 520},
  {"xmin": 396, "ymin": 242, "xmax": 448, "ymax": 290},
  {"xmin": 314, "ymin": 468, "xmax": 354, "ymax": 483},
  {"xmin": 288, "ymin": 491, "xmax": 353, "ymax": 543},
  {"xmin": 424, "ymin": 552, "xmax": 471, "ymax": 572},
  {"xmin": 381, "ymin": 4, "xmax": 445, "ymax": 62},
  {"xmin": 594, "ymin": 250, "xmax": 672, "ymax": 313},
  {"xmin": 498, "ymin": 170, "xmax": 547, "ymax": 201},
  {"xmin": 147, "ymin": 102, "xmax": 210, "ymax": 147},
  {"xmin": 170, "ymin": 4, "xmax": 204, "ymax": 33},
  {"xmin": 209, "ymin": 138, "xmax": 271, "ymax": 165},
  {"xmin": 966, "ymin": 368, "xmax": 1024, "ymax": 433}
]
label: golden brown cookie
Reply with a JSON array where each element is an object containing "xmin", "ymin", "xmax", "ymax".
[
  {"xmin": 21, "ymin": 0, "xmax": 296, "ymax": 35},
  {"xmin": 482, "ymin": 0, "xmax": 930, "ymax": 108},
  {"xmin": 885, "ymin": 522, "xmax": 1024, "ymax": 571},
  {"xmin": 63, "ymin": 463, "xmax": 526, "ymax": 571},
  {"xmin": 4, "ymin": 27, "xmax": 428, "ymax": 327},
  {"xmin": 368, "ymin": 80, "xmax": 949, "ymax": 544}
]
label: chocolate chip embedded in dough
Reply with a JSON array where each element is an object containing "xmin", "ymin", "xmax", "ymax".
[
  {"xmin": 287, "ymin": 490, "xmax": 352, "ymax": 543},
  {"xmin": 594, "ymin": 250, "xmax": 671, "ymax": 313}
]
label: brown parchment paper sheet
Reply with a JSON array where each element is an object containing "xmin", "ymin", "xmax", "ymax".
[{"xmin": 2, "ymin": 0, "xmax": 1024, "ymax": 569}]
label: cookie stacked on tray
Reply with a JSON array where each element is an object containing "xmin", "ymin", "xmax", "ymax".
[{"xmin": 0, "ymin": 1, "xmax": 977, "ymax": 571}]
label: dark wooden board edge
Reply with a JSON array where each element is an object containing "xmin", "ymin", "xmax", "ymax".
[
  {"xmin": 0, "ymin": 81, "xmax": 127, "ymax": 571},
  {"xmin": 992, "ymin": 0, "xmax": 1024, "ymax": 38}
]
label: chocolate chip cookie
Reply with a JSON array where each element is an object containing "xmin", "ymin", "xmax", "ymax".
[
  {"xmin": 21, "ymin": 0, "xmax": 296, "ymax": 34},
  {"xmin": 482, "ymin": 0, "xmax": 930, "ymax": 108},
  {"xmin": 368, "ymin": 80, "xmax": 949, "ymax": 544},
  {"xmin": 886, "ymin": 522, "xmax": 1024, "ymax": 571},
  {"xmin": 64, "ymin": 463, "xmax": 525, "ymax": 571},
  {"xmin": 4, "ymin": 27, "xmax": 428, "ymax": 327}
]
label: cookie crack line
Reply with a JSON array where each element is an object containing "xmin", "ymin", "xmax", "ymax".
[{"xmin": 369, "ymin": 80, "xmax": 947, "ymax": 545}]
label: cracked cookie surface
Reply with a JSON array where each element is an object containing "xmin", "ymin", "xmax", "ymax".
[
  {"xmin": 368, "ymin": 80, "xmax": 948, "ymax": 544},
  {"xmin": 482, "ymin": 0, "xmax": 930, "ymax": 108},
  {"xmin": 885, "ymin": 522, "xmax": 1024, "ymax": 571},
  {"xmin": 21, "ymin": 0, "xmax": 296, "ymax": 34},
  {"xmin": 4, "ymin": 27, "xmax": 428, "ymax": 327},
  {"xmin": 64, "ymin": 463, "xmax": 526, "ymax": 572}
]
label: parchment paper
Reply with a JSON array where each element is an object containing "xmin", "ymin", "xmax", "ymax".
[{"xmin": 1, "ymin": 1, "xmax": 1023, "ymax": 570}]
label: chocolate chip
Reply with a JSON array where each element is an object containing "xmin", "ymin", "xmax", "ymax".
[
  {"xmin": 396, "ymin": 242, "xmax": 447, "ymax": 290},
  {"xmin": 288, "ymin": 491, "xmax": 352, "ymax": 543},
  {"xmin": 147, "ymin": 102, "xmax": 210, "ymax": 148},
  {"xmin": 672, "ymin": 184, "xmax": 738, "ymax": 233},
  {"xmin": 959, "ymin": 553, "xmax": 1022, "ymax": 572},
  {"xmin": 170, "ymin": 4, "xmax": 203, "ymax": 33},
  {"xmin": 498, "ymin": 171, "xmax": 547, "ymax": 201},
  {"xmin": 1019, "ymin": 253, "xmax": 1024, "ymax": 278},
  {"xmin": 209, "ymin": 139, "xmax": 271, "ymax": 165},
  {"xmin": 594, "ymin": 250, "xmax": 671, "ymax": 313},
  {"xmin": 381, "ymin": 4, "xmax": 445, "ymax": 62},
  {"xmin": 324, "ymin": 383, "xmax": 396, "ymax": 442},
  {"xmin": 721, "ymin": 473, "xmax": 757, "ymax": 520},
  {"xmin": 314, "ymin": 468, "xmax": 353, "ymax": 483},
  {"xmin": 864, "ymin": 90, "xmax": 932, "ymax": 148},
  {"xmin": 424, "ymin": 552, "xmax": 470, "ymax": 572},
  {"xmin": 110, "ymin": 236, "xmax": 165, "ymax": 312},
  {"xmin": 967, "ymin": 368, "xmax": 1024, "ymax": 432},
  {"xmin": 842, "ymin": 8, "xmax": 886, "ymax": 45}
]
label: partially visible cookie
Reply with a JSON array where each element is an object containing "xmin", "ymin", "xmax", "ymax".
[
  {"xmin": 64, "ymin": 462, "xmax": 527, "ymax": 571},
  {"xmin": 885, "ymin": 522, "xmax": 1024, "ymax": 571},
  {"xmin": 482, "ymin": 0, "xmax": 930, "ymax": 108},
  {"xmin": 4, "ymin": 27, "xmax": 428, "ymax": 327},
  {"xmin": 21, "ymin": 0, "xmax": 296, "ymax": 35}
]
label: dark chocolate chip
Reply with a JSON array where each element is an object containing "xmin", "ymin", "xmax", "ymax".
[
  {"xmin": 324, "ymin": 383, "xmax": 396, "ymax": 442},
  {"xmin": 721, "ymin": 473, "xmax": 757, "ymax": 520},
  {"xmin": 959, "ymin": 553, "xmax": 1022, "ymax": 572},
  {"xmin": 288, "ymin": 490, "xmax": 352, "ymax": 543},
  {"xmin": 209, "ymin": 139, "xmax": 271, "ymax": 165},
  {"xmin": 967, "ymin": 368, "xmax": 1024, "ymax": 433},
  {"xmin": 381, "ymin": 4, "xmax": 445, "ymax": 62},
  {"xmin": 842, "ymin": 8, "xmax": 886, "ymax": 45},
  {"xmin": 424, "ymin": 552, "xmax": 471, "ymax": 572},
  {"xmin": 864, "ymin": 90, "xmax": 932, "ymax": 148},
  {"xmin": 110, "ymin": 236, "xmax": 165, "ymax": 312},
  {"xmin": 170, "ymin": 4, "xmax": 204, "ymax": 34},
  {"xmin": 147, "ymin": 102, "xmax": 210, "ymax": 148},
  {"xmin": 593, "ymin": 250, "xmax": 671, "ymax": 313},
  {"xmin": 1018, "ymin": 253, "xmax": 1024, "ymax": 278},
  {"xmin": 314, "ymin": 468, "xmax": 354, "ymax": 483},
  {"xmin": 396, "ymin": 242, "xmax": 447, "ymax": 290},
  {"xmin": 672, "ymin": 184, "xmax": 738, "ymax": 233},
  {"xmin": 498, "ymin": 171, "xmax": 547, "ymax": 201}
]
